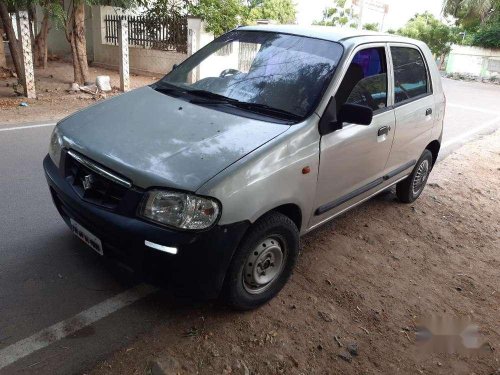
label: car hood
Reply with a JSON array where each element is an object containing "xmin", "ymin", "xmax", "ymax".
[{"xmin": 58, "ymin": 86, "xmax": 290, "ymax": 191}]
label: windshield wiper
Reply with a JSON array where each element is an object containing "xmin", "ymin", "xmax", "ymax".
[
  {"xmin": 152, "ymin": 82, "xmax": 187, "ymax": 97},
  {"xmin": 156, "ymin": 86, "xmax": 240, "ymax": 106},
  {"xmin": 187, "ymin": 89, "xmax": 233, "ymax": 101},
  {"xmin": 155, "ymin": 85, "xmax": 301, "ymax": 121},
  {"xmin": 189, "ymin": 93, "xmax": 301, "ymax": 121},
  {"xmin": 232, "ymin": 102, "xmax": 302, "ymax": 121}
]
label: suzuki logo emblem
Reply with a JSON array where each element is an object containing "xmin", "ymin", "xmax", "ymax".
[{"xmin": 82, "ymin": 174, "xmax": 94, "ymax": 191}]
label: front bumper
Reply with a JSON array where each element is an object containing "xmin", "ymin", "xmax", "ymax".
[{"xmin": 43, "ymin": 154, "xmax": 249, "ymax": 298}]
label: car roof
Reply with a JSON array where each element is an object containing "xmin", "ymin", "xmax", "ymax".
[{"xmin": 238, "ymin": 24, "xmax": 418, "ymax": 45}]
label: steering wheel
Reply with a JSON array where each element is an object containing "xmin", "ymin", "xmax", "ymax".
[
  {"xmin": 220, "ymin": 69, "xmax": 241, "ymax": 78},
  {"xmin": 396, "ymin": 82, "xmax": 411, "ymax": 100},
  {"xmin": 361, "ymin": 90, "xmax": 376, "ymax": 109}
]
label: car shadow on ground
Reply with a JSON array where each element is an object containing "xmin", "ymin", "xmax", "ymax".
[{"xmin": 92, "ymin": 187, "xmax": 405, "ymax": 316}]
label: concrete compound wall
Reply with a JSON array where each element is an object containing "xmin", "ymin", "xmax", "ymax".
[
  {"xmin": 0, "ymin": 29, "xmax": 7, "ymax": 68},
  {"xmin": 446, "ymin": 44, "xmax": 500, "ymax": 78},
  {"xmin": 91, "ymin": 7, "xmax": 215, "ymax": 76},
  {"xmin": 92, "ymin": 41, "xmax": 187, "ymax": 77}
]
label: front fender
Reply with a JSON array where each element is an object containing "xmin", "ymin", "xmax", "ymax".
[{"xmin": 197, "ymin": 118, "xmax": 321, "ymax": 235}]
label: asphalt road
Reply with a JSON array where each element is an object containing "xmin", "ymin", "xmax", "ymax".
[{"xmin": 0, "ymin": 78, "xmax": 499, "ymax": 374}]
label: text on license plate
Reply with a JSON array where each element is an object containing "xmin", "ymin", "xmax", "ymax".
[{"xmin": 70, "ymin": 219, "xmax": 103, "ymax": 256}]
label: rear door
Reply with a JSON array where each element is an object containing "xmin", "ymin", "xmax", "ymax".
[
  {"xmin": 310, "ymin": 44, "xmax": 395, "ymax": 228},
  {"xmin": 385, "ymin": 44, "xmax": 435, "ymax": 173}
]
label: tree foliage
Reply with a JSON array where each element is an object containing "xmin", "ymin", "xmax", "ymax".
[
  {"xmin": 187, "ymin": 0, "xmax": 297, "ymax": 36},
  {"xmin": 443, "ymin": 0, "xmax": 500, "ymax": 48},
  {"xmin": 313, "ymin": 0, "xmax": 358, "ymax": 28},
  {"xmin": 138, "ymin": 0, "xmax": 188, "ymax": 20},
  {"xmin": 471, "ymin": 17, "xmax": 500, "ymax": 47},
  {"xmin": 189, "ymin": 0, "xmax": 245, "ymax": 36},
  {"xmin": 397, "ymin": 12, "xmax": 458, "ymax": 56},
  {"xmin": 363, "ymin": 22, "xmax": 379, "ymax": 31},
  {"xmin": 443, "ymin": 0, "xmax": 499, "ymax": 31},
  {"xmin": 247, "ymin": 0, "xmax": 296, "ymax": 24}
]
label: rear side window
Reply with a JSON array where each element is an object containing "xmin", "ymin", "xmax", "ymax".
[{"xmin": 391, "ymin": 47, "xmax": 429, "ymax": 104}]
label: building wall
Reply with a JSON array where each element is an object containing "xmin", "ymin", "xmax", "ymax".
[{"xmin": 446, "ymin": 44, "xmax": 500, "ymax": 78}]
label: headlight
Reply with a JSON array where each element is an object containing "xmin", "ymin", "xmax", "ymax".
[
  {"xmin": 139, "ymin": 190, "xmax": 221, "ymax": 230},
  {"xmin": 48, "ymin": 127, "xmax": 63, "ymax": 167}
]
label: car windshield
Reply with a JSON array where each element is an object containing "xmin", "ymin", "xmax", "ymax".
[{"xmin": 156, "ymin": 30, "xmax": 343, "ymax": 120}]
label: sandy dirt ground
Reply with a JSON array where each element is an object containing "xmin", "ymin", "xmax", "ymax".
[
  {"xmin": 0, "ymin": 62, "xmax": 157, "ymax": 124},
  {"xmin": 87, "ymin": 129, "xmax": 499, "ymax": 375}
]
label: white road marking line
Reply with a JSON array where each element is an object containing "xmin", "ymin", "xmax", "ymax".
[
  {"xmin": 0, "ymin": 123, "xmax": 56, "ymax": 132},
  {"xmin": 447, "ymin": 103, "xmax": 500, "ymax": 115},
  {"xmin": 0, "ymin": 283, "xmax": 158, "ymax": 370},
  {"xmin": 442, "ymin": 116, "xmax": 500, "ymax": 149}
]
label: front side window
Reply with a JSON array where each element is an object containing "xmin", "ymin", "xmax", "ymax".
[
  {"xmin": 157, "ymin": 31, "xmax": 344, "ymax": 121},
  {"xmin": 335, "ymin": 47, "xmax": 388, "ymax": 113},
  {"xmin": 391, "ymin": 46, "xmax": 429, "ymax": 104}
]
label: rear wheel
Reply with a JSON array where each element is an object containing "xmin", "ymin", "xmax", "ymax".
[
  {"xmin": 222, "ymin": 212, "xmax": 299, "ymax": 310},
  {"xmin": 396, "ymin": 149, "xmax": 433, "ymax": 203}
]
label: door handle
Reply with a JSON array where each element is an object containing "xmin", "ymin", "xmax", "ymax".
[
  {"xmin": 426, "ymin": 108, "xmax": 433, "ymax": 116},
  {"xmin": 378, "ymin": 125, "xmax": 391, "ymax": 136}
]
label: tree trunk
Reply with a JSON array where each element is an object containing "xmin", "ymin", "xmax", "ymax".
[
  {"xmin": 68, "ymin": 2, "xmax": 90, "ymax": 85},
  {"xmin": 35, "ymin": 11, "xmax": 50, "ymax": 68},
  {"xmin": 70, "ymin": 32, "xmax": 83, "ymax": 83},
  {"xmin": 439, "ymin": 54, "xmax": 446, "ymax": 70},
  {"xmin": 0, "ymin": 2, "xmax": 25, "ymax": 82}
]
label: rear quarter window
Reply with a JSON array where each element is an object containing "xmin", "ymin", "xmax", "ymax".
[{"xmin": 390, "ymin": 47, "xmax": 430, "ymax": 104}]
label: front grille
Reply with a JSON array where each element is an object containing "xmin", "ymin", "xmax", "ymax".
[{"xmin": 65, "ymin": 151, "xmax": 129, "ymax": 210}]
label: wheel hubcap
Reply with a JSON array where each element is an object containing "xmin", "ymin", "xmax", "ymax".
[
  {"xmin": 243, "ymin": 237, "xmax": 286, "ymax": 294},
  {"xmin": 412, "ymin": 159, "xmax": 429, "ymax": 196}
]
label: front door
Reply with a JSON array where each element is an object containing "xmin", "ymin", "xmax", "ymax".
[{"xmin": 310, "ymin": 44, "xmax": 395, "ymax": 228}]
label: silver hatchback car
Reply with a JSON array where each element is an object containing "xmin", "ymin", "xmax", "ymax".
[{"xmin": 44, "ymin": 25, "xmax": 445, "ymax": 309}]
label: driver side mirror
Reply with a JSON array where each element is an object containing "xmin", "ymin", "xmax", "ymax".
[
  {"xmin": 339, "ymin": 103, "xmax": 373, "ymax": 126},
  {"xmin": 319, "ymin": 98, "xmax": 373, "ymax": 135},
  {"xmin": 172, "ymin": 64, "xmax": 178, "ymax": 71}
]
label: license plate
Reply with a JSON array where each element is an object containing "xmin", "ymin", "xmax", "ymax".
[{"xmin": 70, "ymin": 219, "xmax": 103, "ymax": 256}]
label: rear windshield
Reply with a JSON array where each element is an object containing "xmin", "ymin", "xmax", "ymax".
[{"xmin": 158, "ymin": 31, "xmax": 344, "ymax": 120}]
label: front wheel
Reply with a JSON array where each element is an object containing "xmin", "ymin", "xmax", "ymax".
[
  {"xmin": 396, "ymin": 149, "xmax": 433, "ymax": 203},
  {"xmin": 222, "ymin": 212, "xmax": 299, "ymax": 310}
]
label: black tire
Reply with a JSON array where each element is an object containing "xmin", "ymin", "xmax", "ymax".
[
  {"xmin": 396, "ymin": 149, "xmax": 433, "ymax": 203},
  {"xmin": 222, "ymin": 212, "xmax": 299, "ymax": 310}
]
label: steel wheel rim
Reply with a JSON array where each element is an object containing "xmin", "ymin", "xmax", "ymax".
[
  {"xmin": 412, "ymin": 159, "xmax": 429, "ymax": 196},
  {"xmin": 243, "ymin": 237, "xmax": 286, "ymax": 295}
]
